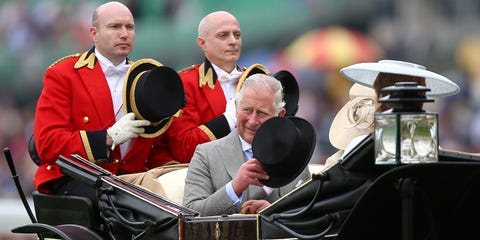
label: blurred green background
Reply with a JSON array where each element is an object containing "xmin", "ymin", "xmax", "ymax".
[{"xmin": 2, "ymin": 0, "xmax": 480, "ymax": 236}]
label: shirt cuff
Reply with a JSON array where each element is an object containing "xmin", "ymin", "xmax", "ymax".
[{"xmin": 226, "ymin": 181, "xmax": 242, "ymax": 206}]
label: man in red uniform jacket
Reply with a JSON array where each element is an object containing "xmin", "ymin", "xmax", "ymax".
[
  {"xmin": 166, "ymin": 11, "xmax": 256, "ymax": 163},
  {"xmin": 33, "ymin": 2, "xmax": 173, "ymax": 196}
]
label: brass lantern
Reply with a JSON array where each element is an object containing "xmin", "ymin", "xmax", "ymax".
[{"xmin": 374, "ymin": 82, "xmax": 438, "ymax": 165}]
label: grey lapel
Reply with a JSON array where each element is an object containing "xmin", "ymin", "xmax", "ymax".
[
  {"xmin": 215, "ymin": 130, "xmax": 268, "ymax": 201},
  {"xmin": 216, "ymin": 130, "xmax": 245, "ymax": 180}
]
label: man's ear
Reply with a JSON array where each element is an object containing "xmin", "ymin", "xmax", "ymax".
[
  {"xmin": 89, "ymin": 26, "xmax": 97, "ymax": 42},
  {"xmin": 197, "ymin": 37, "xmax": 206, "ymax": 50},
  {"xmin": 278, "ymin": 108, "xmax": 286, "ymax": 117}
]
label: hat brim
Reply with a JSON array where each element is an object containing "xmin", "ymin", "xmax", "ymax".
[
  {"xmin": 253, "ymin": 116, "xmax": 316, "ymax": 188},
  {"xmin": 124, "ymin": 58, "xmax": 163, "ymax": 114},
  {"xmin": 340, "ymin": 60, "xmax": 460, "ymax": 97},
  {"xmin": 273, "ymin": 70, "xmax": 299, "ymax": 116},
  {"xmin": 236, "ymin": 64, "xmax": 270, "ymax": 93},
  {"xmin": 140, "ymin": 116, "xmax": 176, "ymax": 138}
]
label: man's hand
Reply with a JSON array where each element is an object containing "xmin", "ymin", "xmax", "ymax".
[
  {"xmin": 241, "ymin": 199, "xmax": 270, "ymax": 214},
  {"xmin": 107, "ymin": 112, "xmax": 150, "ymax": 148},
  {"xmin": 223, "ymin": 98, "xmax": 237, "ymax": 130},
  {"xmin": 231, "ymin": 159, "xmax": 269, "ymax": 196}
]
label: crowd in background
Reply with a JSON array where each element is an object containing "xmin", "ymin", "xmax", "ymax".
[{"xmin": 1, "ymin": 0, "xmax": 480, "ymax": 204}]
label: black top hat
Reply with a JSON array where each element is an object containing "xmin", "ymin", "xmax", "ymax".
[
  {"xmin": 123, "ymin": 59, "xmax": 185, "ymax": 138},
  {"xmin": 272, "ymin": 70, "xmax": 299, "ymax": 116},
  {"xmin": 236, "ymin": 63, "xmax": 270, "ymax": 93},
  {"xmin": 252, "ymin": 116, "xmax": 316, "ymax": 188}
]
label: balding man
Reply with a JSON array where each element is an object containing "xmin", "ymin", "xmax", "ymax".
[
  {"xmin": 165, "ymin": 11, "xmax": 246, "ymax": 164},
  {"xmin": 33, "ymin": 1, "xmax": 169, "ymax": 199}
]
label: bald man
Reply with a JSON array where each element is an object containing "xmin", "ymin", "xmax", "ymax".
[
  {"xmin": 33, "ymin": 1, "xmax": 170, "ymax": 199},
  {"xmin": 165, "ymin": 11, "xmax": 245, "ymax": 163}
]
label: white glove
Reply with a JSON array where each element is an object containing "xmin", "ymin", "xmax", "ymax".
[
  {"xmin": 107, "ymin": 112, "xmax": 150, "ymax": 149},
  {"xmin": 223, "ymin": 98, "xmax": 237, "ymax": 130}
]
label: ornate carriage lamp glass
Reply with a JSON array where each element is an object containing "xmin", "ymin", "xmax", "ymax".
[{"xmin": 374, "ymin": 82, "xmax": 438, "ymax": 165}]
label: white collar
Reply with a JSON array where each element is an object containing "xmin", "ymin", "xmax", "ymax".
[
  {"xmin": 239, "ymin": 135, "xmax": 252, "ymax": 152},
  {"xmin": 211, "ymin": 64, "xmax": 242, "ymax": 81},
  {"xmin": 95, "ymin": 49, "xmax": 128, "ymax": 70}
]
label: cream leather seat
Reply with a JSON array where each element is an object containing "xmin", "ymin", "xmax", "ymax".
[
  {"xmin": 156, "ymin": 167, "xmax": 189, "ymax": 205},
  {"xmin": 308, "ymin": 163, "xmax": 325, "ymax": 174}
]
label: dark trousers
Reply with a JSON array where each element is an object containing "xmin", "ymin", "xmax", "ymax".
[{"xmin": 50, "ymin": 176, "xmax": 97, "ymax": 204}]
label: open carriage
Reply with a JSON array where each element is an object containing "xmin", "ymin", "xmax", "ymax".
[{"xmin": 6, "ymin": 134, "xmax": 480, "ymax": 240}]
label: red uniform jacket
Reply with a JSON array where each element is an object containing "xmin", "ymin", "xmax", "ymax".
[
  {"xmin": 33, "ymin": 48, "xmax": 174, "ymax": 193},
  {"xmin": 165, "ymin": 59, "xmax": 240, "ymax": 163}
]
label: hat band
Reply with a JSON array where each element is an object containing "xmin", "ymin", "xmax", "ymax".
[
  {"xmin": 150, "ymin": 109, "xmax": 182, "ymax": 127},
  {"xmin": 151, "ymin": 116, "xmax": 169, "ymax": 127},
  {"xmin": 346, "ymin": 97, "xmax": 376, "ymax": 130},
  {"xmin": 139, "ymin": 110, "xmax": 182, "ymax": 138}
]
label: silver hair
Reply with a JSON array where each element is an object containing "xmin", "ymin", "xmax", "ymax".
[{"xmin": 235, "ymin": 73, "xmax": 285, "ymax": 115}]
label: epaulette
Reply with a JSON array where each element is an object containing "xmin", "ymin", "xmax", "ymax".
[
  {"xmin": 49, "ymin": 53, "xmax": 81, "ymax": 68},
  {"xmin": 198, "ymin": 63, "xmax": 215, "ymax": 89},
  {"xmin": 178, "ymin": 65, "xmax": 195, "ymax": 73},
  {"xmin": 74, "ymin": 51, "xmax": 96, "ymax": 69}
]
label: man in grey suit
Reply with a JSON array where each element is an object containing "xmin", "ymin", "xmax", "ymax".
[{"xmin": 183, "ymin": 73, "xmax": 311, "ymax": 216}]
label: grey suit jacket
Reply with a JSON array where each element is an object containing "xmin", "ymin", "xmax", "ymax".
[{"xmin": 183, "ymin": 129, "xmax": 311, "ymax": 216}]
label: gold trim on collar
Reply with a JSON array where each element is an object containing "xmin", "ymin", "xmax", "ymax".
[
  {"xmin": 49, "ymin": 53, "xmax": 81, "ymax": 68},
  {"xmin": 178, "ymin": 64, "xmax": 195, "ymax": 73},
  {"xmin": 199, "ymin": 63, "xmax": 215, "ymax": 89},
  {"xmin": 74, "ymin": 51, "xmax": 96, "ymax": 69}
]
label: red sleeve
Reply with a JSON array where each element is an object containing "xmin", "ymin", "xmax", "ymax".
[
  {"xmin": 165, "ymin": 88, "xmax": 214, "ymax": 163},
  {"xmin": 34, "ymin": 62, "xmax": 109, "ymax": 165},
  {"xmin": 35, "ymin": 64, "xmax": 86, "ymax": 164},
  {"xmin": 165, "ymin": 67, "xmax": 230, "ymax": 163}
]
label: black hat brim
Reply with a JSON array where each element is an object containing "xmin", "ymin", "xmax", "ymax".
[
  {"xmin": 236, "ymin": 64, "xmax": 270, "ymax": 93},
  {"xmin": 273, "ymin": 70, "xmax": 299, "ymax": 116}
]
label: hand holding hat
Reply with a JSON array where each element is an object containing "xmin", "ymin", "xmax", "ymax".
[
  {"xmin": 107, "ymin": 112, "xmax": 150, "ymax": 149},
  {"xmin": 232, "ymin": 158, "xmax": 269, "ymax": 195}
]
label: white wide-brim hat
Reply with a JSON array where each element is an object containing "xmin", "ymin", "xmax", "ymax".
[
  {"xmin": 340, "ymin": 60, "xmax": 460, "ymax": 97},
  {"xmin": 329, "ymin": 83, "xmax": 379, "ymax": 150}
]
